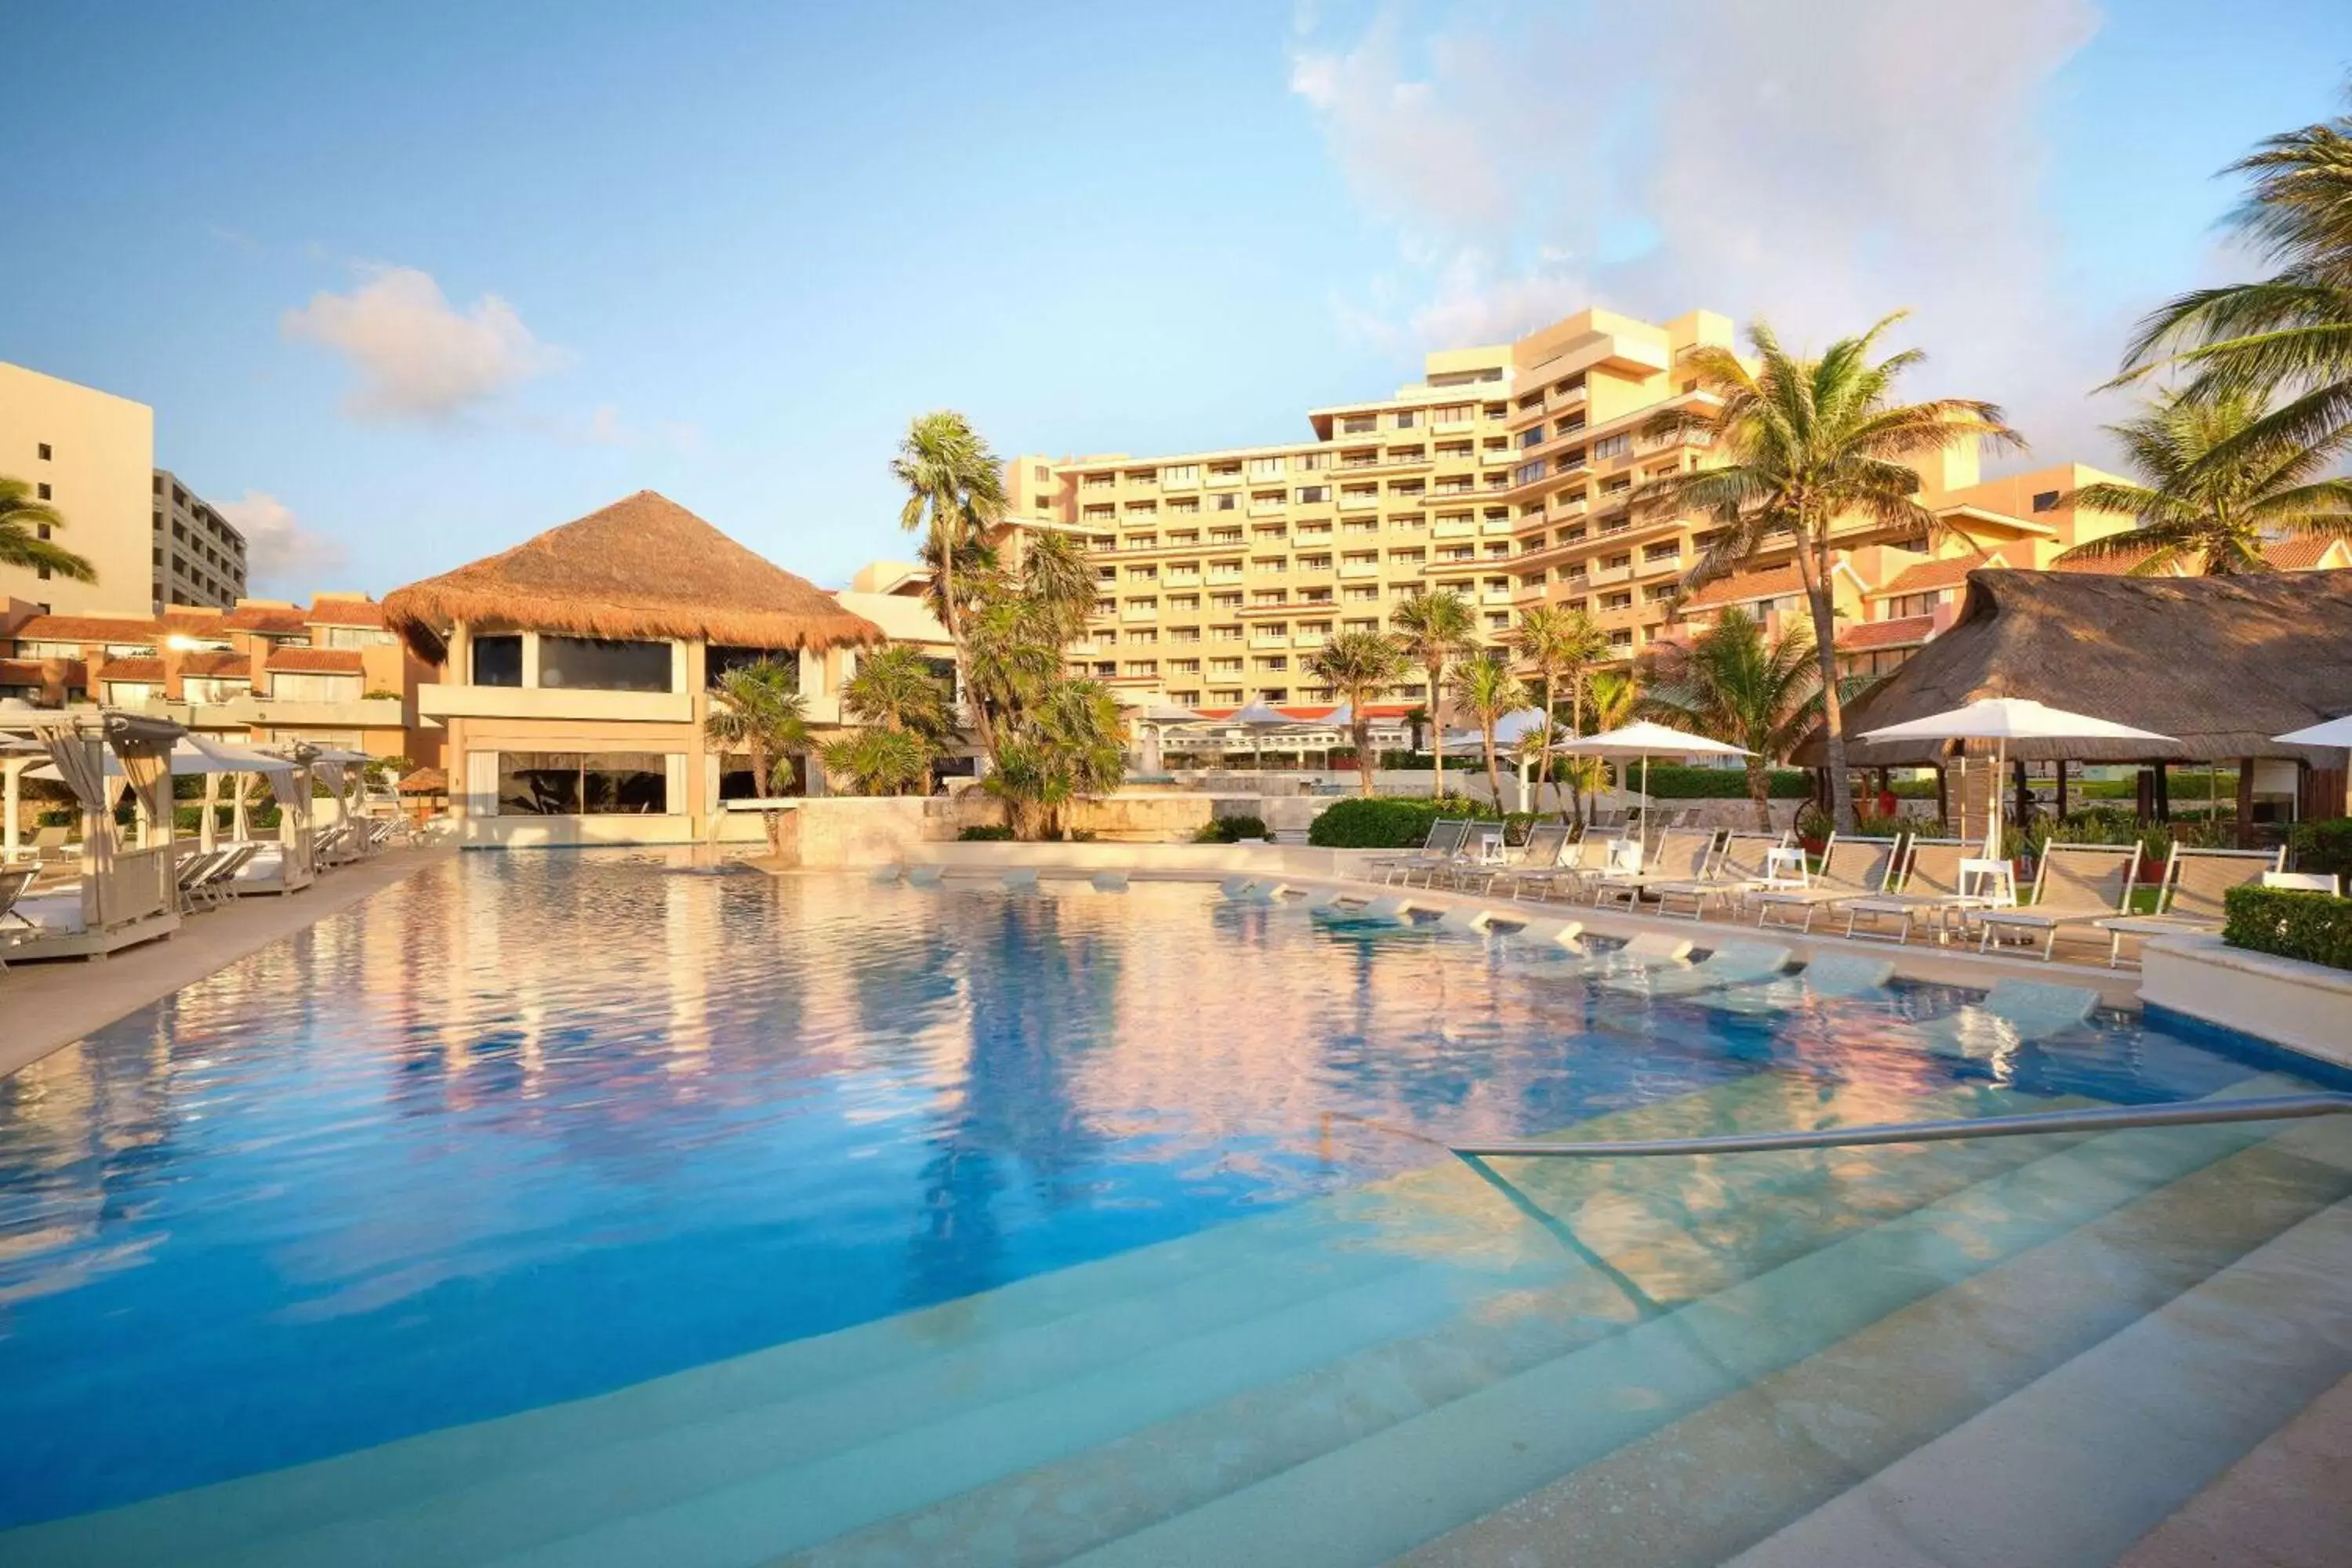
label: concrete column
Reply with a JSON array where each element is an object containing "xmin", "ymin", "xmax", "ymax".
[
  {"xmin": 520, "ymin": 632, "xmax": 542, "ymax": 688},
  {"xmin": 2, "ymin": 759, "xmax": 19, "ymax": 859}
]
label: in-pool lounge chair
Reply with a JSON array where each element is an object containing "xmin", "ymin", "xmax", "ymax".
[
  {"xmin": 1648, "ymin": 830, "xmax": 1791, "ymax": 921},
  {"xmin": 1840, "ymin": 838, "xmax": 1988, "ymax": 946},
  {"xmin": 1589, "ymin": 829, "xmax": 1719, "ymax": 909},
  {"xmin": 2094, "ymin": 844, "xmax": 2285, "ymax": 967},
  {"xmin": 1751, "ymin": 833, "xmax": 1907, "ymax": 934},
  {"xmin": 1917, "ymin": 978, "xmax": 2102, "ymax": 1052},
  {"xmin": 1373, "ymin": 819, "xmax": 1470, "ymax": 885},
  {"xmin": 1516, "ymin": 929, "xmax": 1695, "ymax": 983},
  {"xmin": 1596, "ymin": 939, "xmax": 1792, "ymax": 1000},
  {"xmin": 1969, "ymin": 843, "xmax": 2138, "ymax": 961},
  {"xmin": 1699, "ymin": 952, "xmax": 1900, "ymax": 1018}
]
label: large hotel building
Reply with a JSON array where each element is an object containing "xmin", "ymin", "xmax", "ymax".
[{"xmin": 996, "ymin": 306, "xmax": 2343, "ymax": 714}]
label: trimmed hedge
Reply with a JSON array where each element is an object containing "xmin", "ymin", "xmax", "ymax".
[
  {"xmin": 2288, "ymin": 818, "xmax": 2352, "ymax": 882},
  {"xmin": 2223, "ymin": 884, "xmax": 2352, "ymax": 972},
  {"xmin": 1194, "ymin": 814, "xmax": 1270, "ymax": 844},
  {"xmin": 957, "ymin": 824, "xmax": 1015, "ymax": 841},
  {"xmin": 1309, "ymin": 797, "xmax": 1490, "ymax": 849},
  {"xmin": 1622, "ymin": 764, "xmax": 1810, "ymax": 800}
]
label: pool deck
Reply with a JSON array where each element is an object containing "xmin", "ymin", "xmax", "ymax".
[{"xmin": 0, "ymin": 843, "xmax": 455, "ymax": 1078}]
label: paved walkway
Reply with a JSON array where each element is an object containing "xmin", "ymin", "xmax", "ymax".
[{"xmin": 1, "ymin": 844, "xmax": 454, "ymax": 1077}]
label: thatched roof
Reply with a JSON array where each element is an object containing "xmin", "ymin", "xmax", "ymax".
[
  {"xmin": 383, "ymin": 491, "xmax": 880, "ymax": 662},
  {"xmin": 1795, "ymin": 569, "xmax": 2352, "ymax": 767}
]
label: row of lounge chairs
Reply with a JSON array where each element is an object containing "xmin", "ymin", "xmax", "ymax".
[{"xmin": 1363, "ymin": 817, "xmax": 2322, "ymax": 966}]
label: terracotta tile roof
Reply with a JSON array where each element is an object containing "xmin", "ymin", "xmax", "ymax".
[
  {"xmin": 178, "ymin": 652, "xmax": 252, "ymax": 679},
  {"xmin": 158, "ymin": 608, "xmax": 229, "ymax": 633},
  {"xmin": 1837, "ymin": 615, "xmax": 1938, "ymax": 652},
  {"xmin": 97, "ymin": 657, "xmax": 165, "ymax": 682},
  {"xmin": 306, "ymin": 596, "xmax": 389, "ymax": 627},
  {"xmin": 267, "ymin": 646, "xmax": 367, "ymax": 675},
  {"xmin": 1872, "ymin": 554, "xmax": 2009, "ymax": 597},
  {"xmin": 10, "ymin": 614, "xmax": 162, "ymax": 645},
  {"xmin": 1684, "ymin": 564, "xmax": 1802, "ymax": 609},
  {"xmin": 2264, "ymin": 537, "xmax": 2347, "ymax": 570},
  {"xmin": 225, "ymin": 603, "xmax": 312, "ymax": 634}
]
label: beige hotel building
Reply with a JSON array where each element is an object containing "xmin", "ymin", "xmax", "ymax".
[{"xmin": 1002, "ymin": 306, "xmax": 2198, "ymax": 713}]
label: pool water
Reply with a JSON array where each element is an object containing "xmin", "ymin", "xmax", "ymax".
[{"xmin": 2, "ymin": 855, "xmax": 2347, "ymax": 1566}]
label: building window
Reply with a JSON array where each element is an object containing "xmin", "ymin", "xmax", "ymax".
[
  {"xmin": 538, "ymin": 636, "xmax": 673, "ymax": 692},
  {"xmin": 38, "ymin": 444, "xmax": 52, "ymax": 461},
  {"xmin": 471, "ymin": 633, "xmax": 524, "ymax": 688},
  {"xmin": 321, "ymin": 625, "xmax": 398, "ymax": 649},
  {"xmin": 270, "ymin": 671, "xmax": 362, "ymax": 702},
  {"xmin": 497, "ymin": 751, "xmax": 668, "ymax": 815},
  {"xmin": 1395, "ymin": 409, "xmax": 1417, "ymax": 428},
  {"xmin": 1592, "ymin": 434, "xmax": 1631, "ymax": 460},
  {"xmin": 2032, "ymin": 490, "xmax": 2060, "ymax": 513},
  {"xmin": 35, "ymin": 483, "xmax": 51, "ymax": 500}
]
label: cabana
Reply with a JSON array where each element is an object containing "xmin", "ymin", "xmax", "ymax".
[
  {"xmin": 1798, "ymin": 570, "xmax": 2352, "ymax": 844},
  {"xmin": 2, "ymin": 712, "xmax": 184, "ymax": 960}
]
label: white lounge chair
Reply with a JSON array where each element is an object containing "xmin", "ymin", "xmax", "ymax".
[
  {"xmin": 1468, "ymin": 822, "xmax": 1572, "ymax": 896},
  {"xmin": 1371, "ymin": 819, "xmax": 1471, "ymax": 885},
  {"xmin": 1595, "ymin": 939, "xmax": 1792, "ymax": 999},
  {"xmin": 1751, "ymin": 833, "xmax": 1907, "ymax": 934},
  {"xmin": 1840, "ymin": 838, "xmax": 1987, "ymax": 946},
  {"xmin": 0, "ymin": 865, "xmax": 34, "ymax": 973},
  {"xmin": 2095, "ymin": 845, "xmax": 2284, "ymax": 967},
  {"xmin": 1647, "ymin": 830, "xmax": 1791, "ymax": 921},
  {"xmin": 1589, "ymin": 829, "xmax": 1719, "ymax": 910},
  {"xmin": 1969, "ymin": 843, "xmax": 2138, "ymax": 961},
  {"xmin": 1515, "ymin": 929, "xmax": 1694, "ymax": 982}
]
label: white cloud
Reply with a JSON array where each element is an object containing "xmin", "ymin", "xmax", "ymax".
[
  {"xmin": 215, "ymin": 491, "xmax": 348, "ymax": 586},
  {"xmin": 283, "ymin": 265, "xmax": 566, "ymax": 422},
  {"xmin": 1290, "ymin": 0, "xmax": 2117, "ymax": 462}
]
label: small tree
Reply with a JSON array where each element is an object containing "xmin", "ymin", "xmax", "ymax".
[
  {"xmin": 1305, "ymin": 630, "xmax": 1410, "ymax": 797},
  {"xmin": 1642, "ymin": 610, "xmax": 1823, "ymax": 829},
  {"xmin": 1450, "ymin": 651, "xmax": 1526, "ymax": 810},
  {"xmin": 0, "ymin": 477, "xmax": 96, "ymax": 583},
  {"xmin": 703, "ymin": 659, "xmax": 809, "ymax": 855},
  {"xmin": 840, "ymin": 644, "xmax": 953, "ymax": 792},
  {"xmin": 820, "ymin": 727, "xmax": 929, "ymax": 796}
]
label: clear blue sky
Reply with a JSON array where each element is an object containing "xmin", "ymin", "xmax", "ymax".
[{"xmin": 4, "ymin": 2, "xmax": 2347, "ymax": 595}]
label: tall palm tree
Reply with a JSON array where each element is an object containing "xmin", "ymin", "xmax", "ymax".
[
  {"xmin": 1017, "ymin": 528, "xmax": 1098, "ymax": 646},
  {"xmin": 1450, "ymin": 651, "xmax": 1526, "ymax": 811},
  {"xmin": 841, "ymin": 644, "xmax": 954, "ymax": 793},
  {"xmin": 895, "ymin": 412, "xmax": 1008, "ymax": 753},
  {"xmin": 702, "ymin": 659, "xmax": 810, "ymax": 855},
  {"xmin": 1508, "ymin": 603, "xmax": 1609, "ymax": 816},
  {"xmin": 1389, "ymin": 588, "xmax": 1479, "ymax": 800},
  {"xmin": 2116, "ymin": 102, "xmax": 2352, "ymax": 472},
  {"xmin": 0, "ymin": 478, "xmax": 97, "ymax": 583},
  {"xmin": 1305, "ymin": 630, "xmax": 1410, "ymax": 797},
  {"xmin": 1632, "ymin": 314, "xmax": 2021, "ymax": 830},
  {"xmin": 1573, "ymin": 668, "xmax": 1642, "ymax": 823},
  {"xmin": 1642, "ymin": 610, "xmax": 1824, "ymax": 829},
  {"xmin": 2052, "ymin": 390, "xmax": 2352, "ymax": 573}
]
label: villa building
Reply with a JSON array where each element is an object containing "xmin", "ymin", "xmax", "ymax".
[
  {"xmin": 382, "ymin": 490, "xmax": 881, "ymax": 845},
  {"xmin": 0, "ymin": 592, "xmax": 433, "ymax": 760},
  {"xmin": 1, "ymin": 362, "xmax": 248, "ymax": 615}
]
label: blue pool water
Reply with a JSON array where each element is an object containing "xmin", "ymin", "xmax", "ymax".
[{"xmin": 0, "ymin": 854, "xmax": 2330, "ymax": 1532}]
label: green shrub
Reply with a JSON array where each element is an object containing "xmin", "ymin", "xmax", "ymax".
[
  {"xmin": 2223, "ymin": 884, "xmax": 2352, "ymax": 971},
  {"xmin": 1308, "ymin": 797, "xmax": 1498, "ymax": 848},
  {"xmin": 957, "ymin": 824, "xmax": 1015, "ymax": 841},
  {"xmin": 1618, "ymin": 764, "xmax": 1809, "ymax": 800},
  {"xmin": 1192, "ymin": 814, "xmax": 1270, "ymax": 843},
  {"xmin": 2288, "ymin": 818, "xmax": 2352, "ymax": 882}
]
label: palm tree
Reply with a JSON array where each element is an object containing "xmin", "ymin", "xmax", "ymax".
[
  {"xmin": 1305, "ymin": 630, "xmax": 1410, "ymax": 797},
  {"xmin": 983, "ymin": 677, "xmax": 1125, "ymax": 838},
  {"xmin": 820, "ymin": 727, "xmax": 929, "ymax": 796},
  {"xmin": 1508, "ymin": 603, "xmax": 1609, "ymax": 816},
  {"xmin": 702, "ymin": 659, "xmax": 810, "ymax": 855},
  {"xmin": 1389, "ymin": 588, "xmax": 1479, "ymax": 800},
  {"xmin": 1450, "ymin": 651, "xmax": 1526, "ymax": 810},
  {"xmin": 1632, "ymin": 314, "xmax": 2021, "ymax": 830},
  {"xmin": 1016, "ymin": 528, "xmax": 1098, "ymax": 646},
  {"xmin": 2051, "ymin": 390, "xmax": 2352, "ymax": 573},
  {"xmin": 895, "ymin": 412, "xmax": 1008, "ymax": 753},
  {"xmin": 840, "ymin": 644, "xmax": 954, "ymax": 793},
  {"xmin": 0, "ymin": 478, "xmax": 96, "ymax": 583},
  {"xmin": 1642, "ymin": 610, "xmax": 1824, "ymax": 829},
  {"xmin": 2116, "ymin": 103, "xmax": 2352, "ymax": 472},
  {"xmin": 1573, "ymin": 668, "xmax": 1642, "ymax": 822}
]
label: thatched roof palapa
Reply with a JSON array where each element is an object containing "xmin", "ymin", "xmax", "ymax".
[
  {"xmin": 382, "ymin": 491, "xmax": 881, "ymax": 662},
  {"xmin": 1797, "ymin": 569, "xmax": 2352, "ymax": 767}
]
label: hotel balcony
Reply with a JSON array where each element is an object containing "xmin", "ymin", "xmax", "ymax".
[
  {"xmin": 1432, "ymin": 517, "xmax": 1477, "ymax": 540},
  {"xmin": 1338, "ymin": 561, "xmax": 1380, "ymax": 579},
  {"xmin": 1588, "ymin": 563, "xmax": 1633, "ymax": 586},
  {"xmin": 1338, "ymin": 492, "xmax": 1379, "ymax": 512}
]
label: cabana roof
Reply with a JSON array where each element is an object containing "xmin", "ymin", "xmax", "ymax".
[
  {"xmin": 383, "ymin": 490, "xmax": 882, "ymax": 662},
  {"xmin": 1798, "ymin": 569, "xmax": 2352, "ymax": 766}
]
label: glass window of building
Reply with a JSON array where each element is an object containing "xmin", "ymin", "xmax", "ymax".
[{"xmin": 538, "ymin": 637, "xmax": 673, "ymax": 692}]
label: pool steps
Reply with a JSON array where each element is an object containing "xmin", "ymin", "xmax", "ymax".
[{"xmin": 20, "ymin": 1068, "xmax": 2349, "ymax": 1567}]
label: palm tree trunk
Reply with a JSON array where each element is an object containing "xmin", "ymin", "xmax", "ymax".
[
  {"xmin": 1568, "ymin": 673, "xmax": 1587, "ymax": 826},
  {"xmin": 1428, "ymin": 664, "xmax": 1446, "ymax": 800},
  {"xmin": 752, "ymin": 738, "xmax": 782, "ymax": 856},
  {"xmin": 1539, "ymin": 671, "xmax": 1565, "ymax": 819},
  {"xmin": 1352, "ymin": 706, "xmax": 1376, "ymax": 798},
  {"xmin": 935, "ymin": 521, "xmax": 993, "ymax": 764},
  {"xmin": 1791, "ymin": 539, "xmax": 1855, "ymax": 833},
  {"xmin": 1483, "ymin": 727, "xmax": 1502, "ymax": 811},
  {"xmin": 1746, "ymin": 757, "xmax": 1773, "ymax": 832}
]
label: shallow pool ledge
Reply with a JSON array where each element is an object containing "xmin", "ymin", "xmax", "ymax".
[{"xmin": 2141, "ymin": 933, "xmax": 2352, "ymax": 1070}]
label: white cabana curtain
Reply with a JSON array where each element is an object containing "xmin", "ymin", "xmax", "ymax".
[
  {"xmin": 34, "ymin": 722, "xmax": 113, "ymax": 855},
  {"xmin": 119, "ymin": 742, "xmax": 172, "ymax": 850}
]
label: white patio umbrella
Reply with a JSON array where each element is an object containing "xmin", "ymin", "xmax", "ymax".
[
  {"xmin": 1227, "ymin": 699, "xmax": 1302, "ymax": 771},
  {"xmin": 1556, "ymin": 720, "xmax": 1754, "ymax": 825},
  {"xmin": 1860, "ymin": 697, "xmax": 2176, "ymax": 855},
  {"xmin": 2274, "ymin": 713, "xmax": 2352, "ymax": 749}
]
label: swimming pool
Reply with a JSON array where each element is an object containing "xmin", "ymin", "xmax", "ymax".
[{"xmin": 2, "ymin": 854, "xmax": 2347, "ymax": 1564}]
